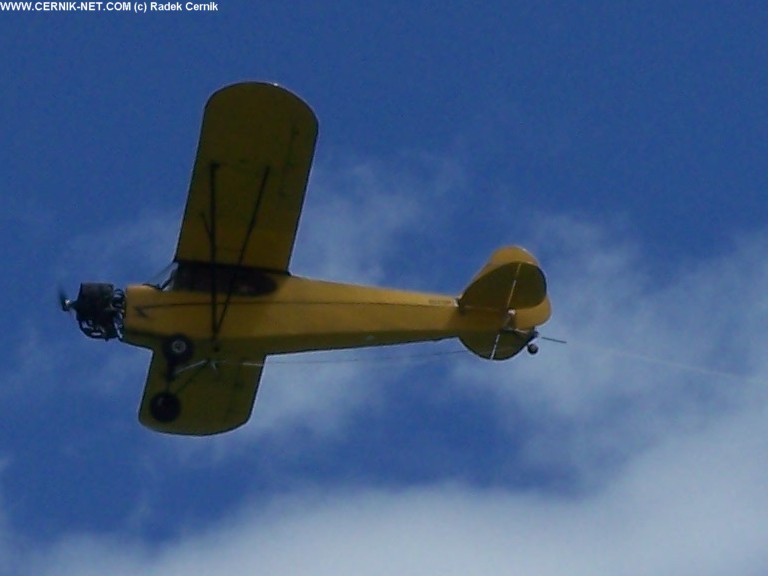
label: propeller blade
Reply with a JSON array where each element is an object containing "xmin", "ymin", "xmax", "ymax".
[{"xmin": 58, "ymin": 288, "xmax": 74, "ymax": 312}]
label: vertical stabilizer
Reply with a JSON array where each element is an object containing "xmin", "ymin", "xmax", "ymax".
[{"xmin": 458, "ymin": 246, "xmax": 550, "ymax": 360}]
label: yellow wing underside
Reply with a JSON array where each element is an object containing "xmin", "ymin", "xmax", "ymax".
[
  {"xmin": 139, "ymin": 353, "xmax": 265, "ymax": 435},
  {"xmin": 175, "ymin": 82, "xmax": 318, "ymax": 272}
]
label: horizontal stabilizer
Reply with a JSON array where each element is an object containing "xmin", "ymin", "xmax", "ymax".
[
  {"xmin": 460, "ymin": 331, "xmax": 531, "ymax": 360},
  {"xmin": 459, "ymin": 246, "xmax": 547, "ymax": 312}
]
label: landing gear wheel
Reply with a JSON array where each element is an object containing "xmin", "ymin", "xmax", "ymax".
[
  {"xmin": 149, "ymin": 392, "xmax": 181, "ymax": 423},
  {"xmin": 526, "ymin": 343, "xmax": 539, "ymax": 355},
  {"xmin": 162, "ymin": 334, "xmax": 194, "ymax": 363}
]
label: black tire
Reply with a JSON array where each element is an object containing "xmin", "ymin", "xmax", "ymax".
[
  {"xmin": 149, "ymin": 392, "xmax": 181, "ymax": 423},
  {"xmin": 162, "ymin": 334, "xmax": 194, "ymax": 363}
]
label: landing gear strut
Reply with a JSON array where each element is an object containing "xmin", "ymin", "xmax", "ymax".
[
  {"xmin": 153, "ymin": 334, "xmax": 193, "ymax": 423},
  {"xmin": 162, "ymin": 333, "xmax": 194, "ymax": 381}
]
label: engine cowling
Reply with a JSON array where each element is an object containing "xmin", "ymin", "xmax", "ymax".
[{"xmin": 63, "ymin": 283, "xmax": 125, "ymax": 340}]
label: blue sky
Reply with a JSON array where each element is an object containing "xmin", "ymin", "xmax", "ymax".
[{"xmin": 2, "ymin": 2, "xmax": 768, "ymax": 573}]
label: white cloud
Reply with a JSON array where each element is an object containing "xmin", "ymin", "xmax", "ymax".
[
  {"xmin": 56, "ymin": 207, "xmax": 180, "ymax": 285},
  {"xmin": 252, "ymin": 354, "xmax": 385, "ymax": 435},
  {"xmin": 14, "ymin": 410, "xmax": 768, "ymax": 575},
  {"xmin": 294, "ymin": 155, "xmax": 461, "ymax": 286}
]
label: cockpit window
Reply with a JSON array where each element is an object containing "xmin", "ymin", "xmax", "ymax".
[{"xmin": 171, "ymin": 261, "xmax": 278, "ymax": 295}]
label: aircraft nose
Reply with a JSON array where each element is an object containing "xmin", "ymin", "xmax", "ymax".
[{"xmin": 61, "ymin": 282, "xmax": 126, "ymax": 340}]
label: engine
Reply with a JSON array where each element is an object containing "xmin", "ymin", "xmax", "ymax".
[{"xmin": 62, "ymin": 283, "xmax": 125, "ymax": 340}]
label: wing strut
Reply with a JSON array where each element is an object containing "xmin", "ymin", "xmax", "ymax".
[
  {"xmin": 216, "ymin": 166, "xmax": 271, "ymax": 334},
  {"xmin": 204, "ymin": 163, "xmax": 272, "ymax": 347},
  {"xmin": 207, "ymin": 162, "xmax": 220, "ymax": 348}
]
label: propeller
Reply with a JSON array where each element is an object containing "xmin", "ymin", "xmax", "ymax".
[{"xmin": 58, "ymin": 287, "xmax": 75, "ymax": 313}]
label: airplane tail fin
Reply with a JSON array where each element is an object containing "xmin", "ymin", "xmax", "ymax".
[{"xmin": 458, "ymin": 246, "xmax": 551, "ymax": 360}]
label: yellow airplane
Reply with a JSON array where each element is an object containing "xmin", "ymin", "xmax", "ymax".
[{"xmin": 61, "ymin": 82, "xmax": 551, "ymax": 436}]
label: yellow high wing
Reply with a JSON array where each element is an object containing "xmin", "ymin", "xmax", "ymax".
[
  {"xmin": 175, "ymin": 81, "xmax": 318, "ymax": 271},
  {"xmin": 136, "ymin": 82, "xmax": 317, "ymax": 435}
]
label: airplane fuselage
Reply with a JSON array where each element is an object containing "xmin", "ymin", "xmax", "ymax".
[{"xmin": 122, "ymin": 273, "xmax": 519, "ymax": 360}]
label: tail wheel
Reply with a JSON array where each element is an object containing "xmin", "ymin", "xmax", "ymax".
[
  {"xmin": 526, "ymin": 343, "xmax": 539, "ymax": 355},
  {"xmin": 162, "ymin": 334, "xmax": 194, "ymax": 363},
  {"xmin": 149, "ymin": 392, "xmax": 181, "ymax": 423}
]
